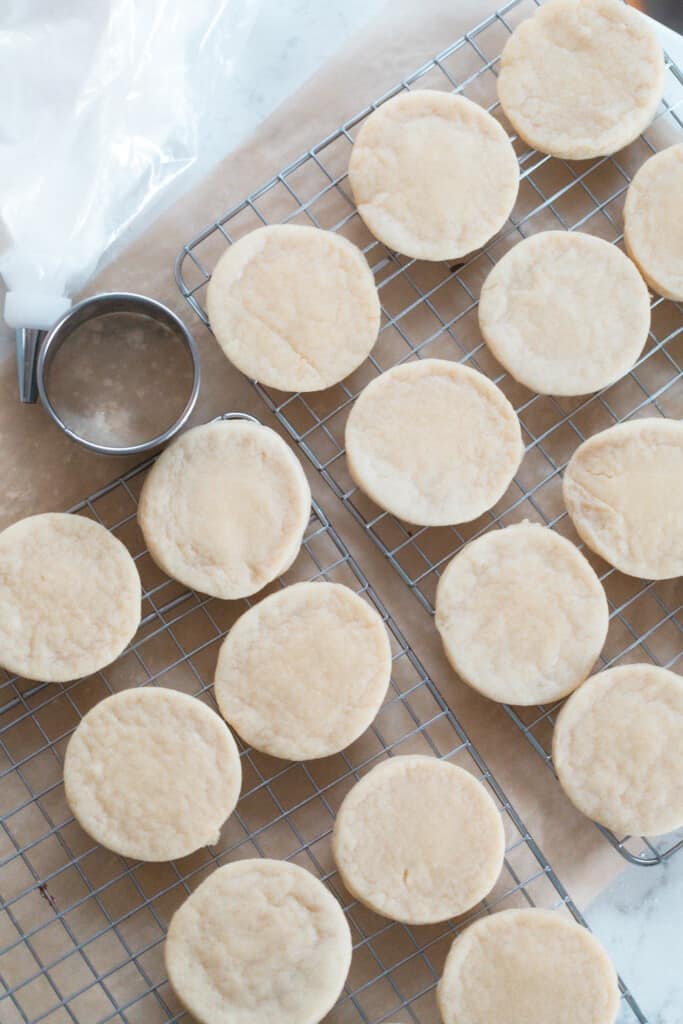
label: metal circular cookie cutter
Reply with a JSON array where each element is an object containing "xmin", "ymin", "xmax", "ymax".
[{"xmin": 37, "ymin": 292, "xmax": 201, "ymax": 456}]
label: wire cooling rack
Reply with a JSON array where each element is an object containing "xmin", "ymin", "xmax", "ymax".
[
  {"xmin": 176, "ymin": 0, "xmax": 683, "ymax": 868},
  {"xmin": 0, "ymin": 426, "xmax": 645, "ymax": 1024}
]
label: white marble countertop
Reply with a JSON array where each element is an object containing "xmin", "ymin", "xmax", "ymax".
[
  {"xmin": 14, "ymin": 1, "xmax": 677, "ymax": 1021},
  {"xmin": 587, "ymin": 855, "xmax": 683, "ymax": 1023},
  {"xmin": 190, "ymin": 5, "xmax": 683, "ymax": 1022}
]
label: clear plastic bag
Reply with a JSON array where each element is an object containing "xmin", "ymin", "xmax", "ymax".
[{"xmin": 0, "ymin": 0, "xmax": 261, "ymax": 332}]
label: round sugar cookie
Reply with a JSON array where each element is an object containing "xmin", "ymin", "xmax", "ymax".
[
  {"xmin": 0, "ymin": 513, "xmax": 140, "ymax": 683},
  {"xmin": 165, "ymin": 859, "xmax": 351, "ymax": 1024},
  {"xmin": 138, "ymin": 419, "xmax": 311, "ymax": 599},
  {"xmin": 437, "ymin": 908, "xmax": 620, "ymax": 1024},
  {"xmin": 553, "ymin": 664, "xmax": 683, "ymax": 836},
  {"xmin": 624, "ymin": 144, "xmax": 683, "ymax": 300},
  {"xmin": 345, "ymin": 359, "xmax": 523, "ymax": 526},
  {"xmin": 332, "ymin": 756, "xmax": 505, "ymax": 924},
  {"xmin": 478, "ymin": 231, "xmax": 651, "ymax": 396},
  {"xmin": 562, "ymin": 418, "xmax": 683, "ymax": 580},
  {"xmin": 348, "ymin": 90, "xmax": 519, "ymax": 260},
  {"xmin": 435, "ymin": 522, "xmax": 609, "ymax": 706},
  {"xmin": 215, "ymin": 581, "xmax": 392, "ymax": 760},
  {"xmin": 206, "ymin": 224, "xmax": 380, "ymax": 392},
  {"xmin": 497, "ymin": 0, "xmax": 664, "ymax": 159},
  {"xmin": 64, "ymin": 687, "xmax": 242, "ymax": 861}
]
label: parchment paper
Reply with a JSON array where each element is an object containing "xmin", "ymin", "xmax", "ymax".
[{"xmin": 1, "ymin": 0, "xmax": 656, "ymax": 922}]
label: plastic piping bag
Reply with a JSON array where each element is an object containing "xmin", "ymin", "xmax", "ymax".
[{"xmin": 0, "ymin": 0, "xmax": 260, "ymax": 399}]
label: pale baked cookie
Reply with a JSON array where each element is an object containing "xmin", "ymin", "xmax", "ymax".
[
  {"xmin": 64, "ymin": 687, "xmax": 241, "ymax": 861},
  {"xmin": 624, "ymin": 144, "xmax": 683, "ymax": 300},
  {"xmin": 165, "ymin": 859, "xmax": 351, "ymax": 1024},
  {"xmin": 215, "ymin": 581, "xmax": 392, "ymax": 760},
  {"xmin": 438, "ymin": 908, "xmax": 620, "ymax": 1024},
  {"xmin": 435, "ymin": 522, "xmax": 608, "ymax": 706},
  {"xmin": 0, "ymin": 513, "xmax": 140, "ymax": 683},
  {"xmin": 497, "ymin": 0, "xmax": 664, "ymax": 159},
  {"xmin": 332, "ymin": 756, "xmax": 505, "ymax": 924},
  {"xmin": 138, "ymin": 419, "xmax": 311, "ymax": 599},
  {"xmin": 348, "ymin": 90, "xmax": 519, "ymax": 260},
  {"xmin": 563, "ymin": 418, "xmax": 683, "ymax": 580},
  {"xmin": 553, "ymin": 664, "xmax": 683, "ymax": 836},
  {"xmin": 345, "ymin": 359, "xmax": 523, "ymax": 526},
  {"xmin": 206, "ymin": 224, "xmax": 380, "ymax": 392},
  {"xmin": 478, "ymin": 231, "xmax": 651, "ymax": 396}
]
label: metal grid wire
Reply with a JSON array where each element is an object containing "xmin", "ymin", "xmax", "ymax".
[
  {"xmin": 175, "ymin": 0, "xmax": 683, "ymax": 867},
  {"xmin": 0, "ymin": 432, "xmax": 645, "ymax": 1024}
]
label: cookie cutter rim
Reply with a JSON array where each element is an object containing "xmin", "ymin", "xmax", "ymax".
[{"xmin": 36, "ymin": 292, "xmax": 201, "ymax": 457}]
